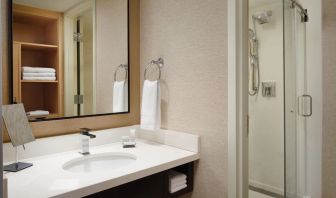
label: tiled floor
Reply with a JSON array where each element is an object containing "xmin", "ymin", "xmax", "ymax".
[{"xmin": 249, "ymin": 190, "xmax": 273, "ymax": 198}]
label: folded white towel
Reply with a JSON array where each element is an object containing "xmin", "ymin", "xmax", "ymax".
[
  {"xmin": 170, "ymin": 179, "xmax": 186, "ymax": 190},
  {"xmin": 168, "ymin": 170, "xmax": 187, "ymax": 182},
  {"xmin": 140, "ymin": 80, "xmax": 161, "ymax": 130},
  {"xmin": 113, "ymin": 81, "xmax": 128, "ymax": 113},
  {"xmin": 169, "ymin": 184, "xmax": 187, "ymax": 193},
  {"xmin": 22, "ymin": 76, "xmax": 56, "ymax": 81},
  {"xmin": 22, "ymin": 72, "xmax": 56, "ymax": 77},
  {"xmin": 22, "ymin": 66, "xmax": 56, "ymax": 73},
  {"xmin": 27, "ymin": 110, "xmax": 49, "ymax": 116}
]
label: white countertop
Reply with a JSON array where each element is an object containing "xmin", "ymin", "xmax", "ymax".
[{"xmin": 5, "ymin": 139, "xmax": 200, "ymax": 198}]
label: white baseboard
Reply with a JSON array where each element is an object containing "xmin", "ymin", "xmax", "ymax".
[{"xmin": 249, "ymin": 180, "xmax": 284, "ymax": 196}]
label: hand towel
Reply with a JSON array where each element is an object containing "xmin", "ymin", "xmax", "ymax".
[
  {"xmin": 22, "ymin": 76, "xmax": 56, "ymax": 81},
  {"xmin": 27, "ymin": 110, "xmax": 50, "ymax": 116},
  {"xmin": 140, "ymin": 80, "xmax": 161, "ymax": 130},
  {"xmin": 169, "ymin": 184, "xmax": 187, "ymax": 193},
  {"xmin": 113, "ymin": 81, "xmax": 128, "ymax": 113},
  {"xmin": 22, "ymin": 72, "xmax": 56, "ymax": 77},
  {"xmin": 170, "ymin": 179, "xmax": 187, "ymax": 189},
  {"xmin": 22, "ymin": 66, "xmax": 56, "ymax": 73},
  {"xmin": 168, "ymin": 170, "xmax": 187, "ymax": 181}
]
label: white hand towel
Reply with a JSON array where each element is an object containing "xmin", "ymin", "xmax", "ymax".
[
  {"xmin": 22, "ymin": 72, "xmax": 56, "ymax": 77},
  {"xmin": 22, "ymin": 66, "xmax": 56, "ymax": 73},
  {"xmin": 168, "ymin": 170, "xmax": 187, "ymax": 181},
  {"xmin": 141, "ymin": 80, "xmax": 161, "ymax": 130},
  {"xmin": 169, "ymin": 184, "xmax": 187, "ymax": 193},
  {"xmin": 27, "ymin": 110, "xmax": 49, "ymax": 116},
  {"xmin": 113, "ymin": 81, "xmax": 128, "ymax": 113},
  {"xmin": 170, "ymin": 179, "xmax": 187, "ymax": 190},
  {"xmin": 22, "ymin": 76, "xmax": 56, "ymax": 81}
]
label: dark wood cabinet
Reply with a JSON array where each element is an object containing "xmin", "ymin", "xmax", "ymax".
[{"xmin": 85, "ymin": 162, "xmax": 194, "ymax": 198}]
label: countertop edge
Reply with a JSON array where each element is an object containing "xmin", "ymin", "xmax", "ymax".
[{"xmin": 54, "ymin": 153, "xmax": 200, "ymax": 198}]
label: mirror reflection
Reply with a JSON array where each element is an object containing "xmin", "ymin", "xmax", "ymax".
[{"xmin": 8, "ymin": 0, "xmax": 129, "ymax": 121}]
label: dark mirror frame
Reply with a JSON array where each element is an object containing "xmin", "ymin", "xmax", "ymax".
[{"xmin": 7, "ymin": 0, "xmax": 131, "ymax": 122}]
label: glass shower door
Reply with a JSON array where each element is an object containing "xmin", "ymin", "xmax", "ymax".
[
  {"xmin": 248, "ymin": 0, "xmax": 313, "ymax": 197},
  {"xmin": 284, "ymin": 0, "xmax": 311, "ymax": 197}
]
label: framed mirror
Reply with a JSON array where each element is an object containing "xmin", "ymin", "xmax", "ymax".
[{"xmin": 6, "ymin": 0, "xmax": 130, "ymax": 121}]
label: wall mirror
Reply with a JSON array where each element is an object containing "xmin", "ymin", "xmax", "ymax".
[{"xmin": 6, "ymin": 0, "xmax": 130, "ymax": 121}]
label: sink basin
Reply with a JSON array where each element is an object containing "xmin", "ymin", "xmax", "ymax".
[{"xmin": 62, "ymin": 152, "xmax": 136, "ymax": 173}]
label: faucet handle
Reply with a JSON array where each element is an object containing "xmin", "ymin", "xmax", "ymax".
[
  {"xmin": 80, "ymin": 128, "xmax": 92, "ymax": 132},
  {"xmin": 79, "ymin": 128, "xmax": 96, "ymax": 139}
]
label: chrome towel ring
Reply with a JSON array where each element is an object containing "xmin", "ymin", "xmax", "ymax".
[
  {"xmin": 114, "ymin": 64, "xmax": 128, "ymax": 82},
  {"xmin": 144, "ymin": 58, "xmax": 164, "ymax": 81}
]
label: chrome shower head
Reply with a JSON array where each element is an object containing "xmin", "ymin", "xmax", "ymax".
[{"xmin": 252, "ymin": 10, "xmax": 273, "ymax": 24}]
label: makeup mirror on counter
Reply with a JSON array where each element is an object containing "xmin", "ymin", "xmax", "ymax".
[
  {"xmin": 2, "ymin": 104, "xmax": 35, "ymax": 172},
  {"xmin": 2, "ymin": 104, "xmax": 35, "ymax": 147},
  {"xmin": 6, "ymin": 0, "xmax": 130, "ymax": 121}
]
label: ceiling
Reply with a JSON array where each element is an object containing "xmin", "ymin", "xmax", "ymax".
[{"xmin": 13, "ymin": 0, "xmax": 85, "ymax": 12}]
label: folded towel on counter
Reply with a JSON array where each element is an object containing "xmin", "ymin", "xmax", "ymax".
[
  {"xmin": 22, "ymin": 72, "xmax": 56, "ymax": 77},
  {"xmin": 27, "ymin": 110, "xmax": 49, "ymax": 116},
  {"xmin": 169, "ymin": 184, "xmax": 187, "ymax": 193},
  {"xmin": 22, "ymin": 66, "xmax": 56, "ymax": 73},
  {"xmin": 140, "ymin": 80, "xmax": 161, "ymax": 130},
  {"xmin": 22, "ymin": 76, "xmax": 56, "ymax": 81},
  {"xmin": 113, "ymin": 80, "xmax": 128, "ymax": 113}
]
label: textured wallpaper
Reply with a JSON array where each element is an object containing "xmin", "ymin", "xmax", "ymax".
[{"xmin": 140, "ymin": 0, "xmax": 228, "ymax": 197}]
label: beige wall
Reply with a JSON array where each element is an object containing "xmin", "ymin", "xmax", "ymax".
[
  {"xmin": 96, "ymin": 0, "xmax": 128, "ymax": 113},
  {"xmin": 140, "ymin": 0, "xmax": 228, "ymax": 197},
  {"xmin": 322, "ymin": 0, "xmax": 336, "ymax": 197}
]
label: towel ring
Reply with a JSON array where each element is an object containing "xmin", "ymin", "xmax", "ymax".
[
  {"xmin": 114, "ymin": 64, "xmax": 128, "ymax": 82},
  {"xmin": 144, "ymin": 58, "xmax": 164, "ymax": 81}
]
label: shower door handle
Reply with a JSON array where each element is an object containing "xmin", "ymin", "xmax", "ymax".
[{"xmin": 298, "ymin": 95, "xmax": 312, "ymax": 117}]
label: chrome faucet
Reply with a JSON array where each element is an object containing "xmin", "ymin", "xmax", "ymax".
[{"xmin": 79, "ymin": 128, "xmax": 96, "ymax": 155}]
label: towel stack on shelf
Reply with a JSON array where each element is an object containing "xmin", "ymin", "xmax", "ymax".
[
  {"xmin": 168, "ymin": 170, "xmax": 187, "ymax": 193},
  {"xmin": 22, "ymin": 66, "xmax": 56, "ymax": 81}
]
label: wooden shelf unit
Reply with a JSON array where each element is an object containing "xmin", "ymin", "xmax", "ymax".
[{"xmin": 12, "ymin": 4, "xmax": 63, "ymax": 117}]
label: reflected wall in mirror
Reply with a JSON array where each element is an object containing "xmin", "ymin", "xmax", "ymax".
[{"xmin": 7, "ymin": 0, "xmax": 129, "ymax": 121}]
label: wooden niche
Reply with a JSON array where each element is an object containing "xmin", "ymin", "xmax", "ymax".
[{"xmin": 12, "ymin": 4, "xmax": 64, "ymax": 119}]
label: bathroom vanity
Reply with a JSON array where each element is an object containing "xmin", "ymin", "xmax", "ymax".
[
  {"xmin": 3, "ymin": 126, "xmax": 200, "ymax": 198},
  {"xmin": 2, "ymin": 1, "xmax": 199, "ymax": 197}
]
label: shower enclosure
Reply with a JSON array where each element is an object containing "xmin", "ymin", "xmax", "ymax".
[{"xmin": 247, "ymin": 0, "xmax": 319, "ymax": 197}]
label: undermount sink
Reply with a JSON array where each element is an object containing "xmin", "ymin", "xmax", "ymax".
[{"xmin": 62, "ymin": 152, "xmax": 136, "ymax": 173}]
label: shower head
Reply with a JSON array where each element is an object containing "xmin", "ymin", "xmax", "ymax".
[{"xmin": 252, "ymin": 10, "xmax": 273, "ymax": 24}]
